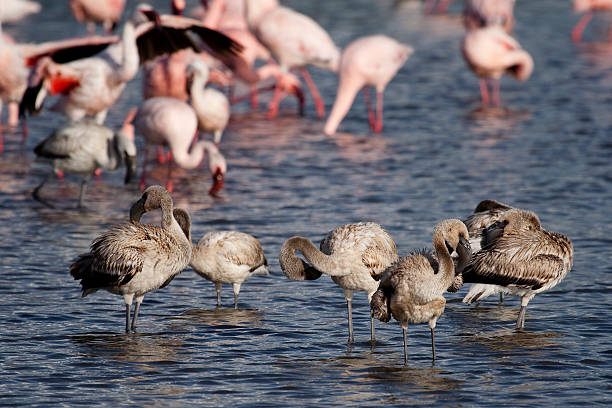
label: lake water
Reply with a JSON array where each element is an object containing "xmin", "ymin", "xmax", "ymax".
[{"xmin": 1, "ymin": 0, "xmax": 611, "ymax": 406}]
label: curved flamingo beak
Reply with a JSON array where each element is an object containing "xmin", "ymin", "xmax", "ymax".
[{"xmin": 209, "ymin": 167, "xmax": 225, "ymax": 196}]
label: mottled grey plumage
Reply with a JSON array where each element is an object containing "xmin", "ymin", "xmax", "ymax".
[
  {"xmin": 460, "ymin": 208, "xmax": 573, "ymax": 329},
  {"xmin": 190, "ymin": 230, "xmax": 269, "ymax": 309},
  {"xmin": 70, "ymin": 185, "xmax": 191, "ymax": 333},
  {"xmin": 371, "ymin": 219, "xmax": 470, "ymax": 362},
  {"xmin": 279, "ymin": 222, "xmax": 398, "ymax": 344},
  {"xmin": 33, "ymin": 120, "xmax": 137, "ymax": 208}
]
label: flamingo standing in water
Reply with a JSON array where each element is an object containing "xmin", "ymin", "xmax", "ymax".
[
  {"xmin": 0, "ymin": 0, "xmax": 40, "ymax": 24},
  {"xmin": 0, "ymin": 34, "xmax": 28, "ymax": 148},
  {"xmin": 245, "ymin": 0, "xmax": 340, "ymax": 118},
  {"xmin": 132, "ymin": 97, "xmax": 227, "ymax": 195},
  {"xmin": 572, "ymin": 0, "xmax": 612, "ymax": 42},
  {"xmin": 461, "ymin": 26, "xmax": 533, "ymax": 107},
  {"xmin": 463, "ymin": 0, "xmax": 515, "ymax": 32},
  {"xmin": 19, "ymin": 8, "xmax": 242, "ymax": 125},
  {"xmin": 279, "ymin": 222, "xmax": 398, "ymax": 345},
  {"xmin": 69, "ymin": 0, "xmax": 126, "ymax": 34},
  {"xmin": 323, "ymin": 35, "xmax": 413, "ymax": 136}
]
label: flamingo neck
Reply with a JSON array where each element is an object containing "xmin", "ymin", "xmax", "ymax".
[
  {"xmin": 116, "ymin": 22, "xmax": 139, "ymax": 83},
  {"xmin": 433, "ymin": 234, "xmax": 456, "ymax": 292},
  {"xmin": 171, "ymin": 140, "xmax": 210, "ymax": 169},
  {"xmin": 323, "ymin": 78, "xmax": 363, "ymax": 136}
]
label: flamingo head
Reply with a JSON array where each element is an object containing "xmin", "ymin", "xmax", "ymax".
[
  {"xmin": 506, "ymin": 50, "xmax": 534, "ymax": 82},
  {"xmin": 209, "ymin": 166, "xmax": 225, "ymax": 196},
  {"xmin": 171, "ymin": 0, "xmax": 186, "ymax": 15}
]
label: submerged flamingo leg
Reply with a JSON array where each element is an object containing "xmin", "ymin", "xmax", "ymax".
[
  {"xmin": 374, "ymin": 90, "xmax": 384, "ymax": 133},
  {"xmin": 267, "ymin": 82, "xmax": 286, "ymax": 119},
  {"xmin": 250, "ymin": 85, "xmax": 259, "ymax": 109},
  {"xmin": 157, "ymin": 146, "xmax": 167, "ymax": 164},
  {"xmin": 300, "ymin": 68, "xmax": 325, "ymax": 118},
  {"xmin": 572, "ymin": 11, "xmax": 593, "ymax": 43},
  {"xmin": 479, "ymin": 79, "xmax": 490, "ymax": 107},
  {"xmin": 166, "ymin": 156, "xmax": 173, "ymax": 193}
]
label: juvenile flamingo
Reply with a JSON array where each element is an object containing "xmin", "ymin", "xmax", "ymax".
[
  {"xmin": 279, "ymin": 222, "xmax": 398, "ymax": 345},
  {"xmin": 32, "ymin": 118, "xmax": 136, "ymax": 208},
  {"xmin": 245, "ymin": 0, "xmax": 340, "ymax": 118},
  {"xmin": 323, "ymin": 35, "xmax": 413, "ymax": 136},
  {"xmin": 371, "ymin": 219, "xmax": 470, "ymax": 362},
  {"xmin": 456, "ymin": 208, "xmax": 574, "ymax": 329},
  {"xmin": 461, "ymin": 26, "xmax": 533, "ymax": 107},
  {"xmin": 572, "ymin": 0, "xmax": 612, "ymax": 42},
  {"xmin": 132, "ymin": 97, "xmax": 227, "ymax": 194},
  {"xmin": 70, "ymin": 186, "xmax": 192, "ymax": 333}
]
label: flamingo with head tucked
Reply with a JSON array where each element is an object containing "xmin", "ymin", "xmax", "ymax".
[
  {"xmin": 245, "ymin": 0, "xmax": 340, "ymax": 118},
  {"xmin": 461, "ymin": 26, "xmax": 533, "ymax": 107},
  {"xmin": 323, "ymin": 35, "xmax": 413, "ymax": 136}
]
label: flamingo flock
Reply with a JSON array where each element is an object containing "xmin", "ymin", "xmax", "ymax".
[{"xmin": 0, "ymin": 1, "xmax": 581, "ymax": 364}]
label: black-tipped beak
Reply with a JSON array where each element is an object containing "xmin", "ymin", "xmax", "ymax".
[
  {"xmin": 129, "ymin": 198, "xmax": 145, "ymax": 223},
  {"xmin": 454, "ymin": 235, "xmax": 472, "ymax": 275},
  {"xmin": 141, "ymin": 9, "xmax": 161, "ymax": 25},
  {"xmin": 208, "ymin": 168, "xmax": 225, "ymax": 196},
  {"xmin": 124, "ymin": 154, "xmax": 137, "ymax": 184}
]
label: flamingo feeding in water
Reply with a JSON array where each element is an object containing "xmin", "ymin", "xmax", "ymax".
[
  {"xmin": 245, "ymin": 0, "xmax": 340, "ymax": 118},
  {"xmin": 279, "ymin": 222, "xmax": 398, "ymax": 345},
  {"xmin": 132, "ymin": 96, "xmax": 227, "ymax": 195},
  {"xmin": 461, "ymin": 26, "xmax": 533, "ymax": 107},
  {"xmin": 323, "ymin": 35, "xmax": 413, "ymax": 136},
  {"xmin": 19, "ymin": 7, "xmax": 242, "ymax": 125},
  {"xmin": 70, "ymin": 185, "xmax": 192, "ymax": 333}
]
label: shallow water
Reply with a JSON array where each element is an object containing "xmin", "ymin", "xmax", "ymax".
[{"xmin": 1, "ymin": 0, "xmax": 611, "ymax": 406}]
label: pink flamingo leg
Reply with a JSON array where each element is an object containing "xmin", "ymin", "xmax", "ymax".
[
  {"xmin": 491, "ymin": 79, "xmax": 501, "ymax": 107},
  {"xmin": 157, "ymin": 146, "xmax": 167, "ymax": 164},
  {"xmin": 250, "ymin": 85, "xmax": 259, "ymax": 109},
  {"xmin": 267, "ymin": 82, "xmax": 286, "ymax": 119},
  {"xmin": 300, "ymin": 68, "xmax": 325, "ymax": 118},
  {"xmin": 479, "ymin": 79, "xmax": 490, "ymax": 107},
  {"xmin": 374, "ymin": 91, "xmax": 384, "ymax": 133},
  {"xmin": 140, "ymin": 146, "xmax": 149, "ymax": 190},
  {"xmin": 363, "ymin": 87, "xmax": 376, "ymax": 130},
  {"xmin": 572, "ymin": 11, "xmax": 593, "ymax": 43},
  {"xmin": 166, "ymin": 153, "xmax": 174, "ymax": 192},
  {"xmin": 21, "ymin": 119, "xmax": 28, "ymax": 143}
]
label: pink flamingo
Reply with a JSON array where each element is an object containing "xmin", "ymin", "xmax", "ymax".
[
  {"xmin": 186, "ymin": 60, "xmax": 230, "ymax": 145},
  {"xmin": 131, "ymin": 98, "xmax": 227, "ymax": 195},
  {"xmin": 0, "ymin": 0, "xmax": 40, "ymax": 24},
  {"xmin": 19, "ymin": 8, "xmax": 242, "ymax": 125},
  {"xmin": 463, "ymin": 0, "xmax": 515, "ymax": 32},
  {"xmin": 69, "ymin": 0, "xmax": 126, "ymax": 34},
  {"xmin": 461, "ymin": 26, "xmax": 533, "ymax": 107},
  {"xmin": 324, "ymin": 35, "xmax": 412, "ymax": 136},
  {"xmin": 572, "ymin": 0, "xmax": 612, "ymax": 42},
  {"xmin": 246, "ymin": 0, "xmax": 340, "ymax": 118}
]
